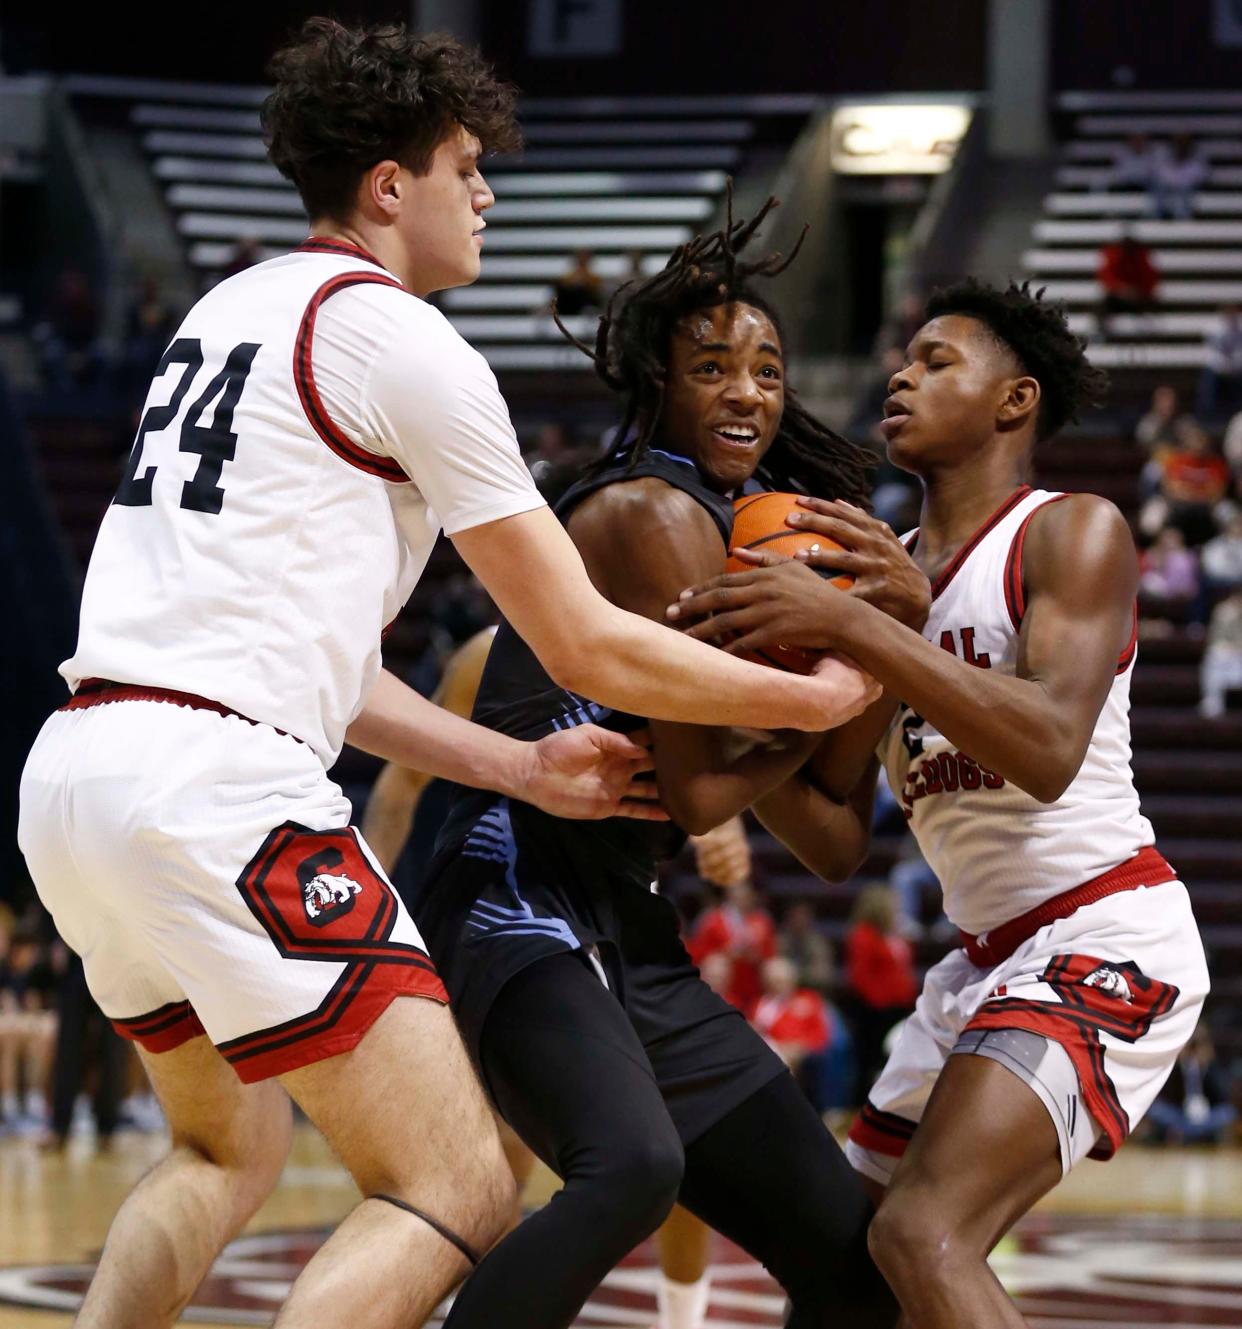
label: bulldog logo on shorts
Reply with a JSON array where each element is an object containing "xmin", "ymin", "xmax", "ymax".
[
  {"xmin": 297, "ymin": 848, "xmax": 363, "ymax": 927},
  {"xmin": 1081, "ymin": 963, "xmax": 1134, "ymax": 1004}
]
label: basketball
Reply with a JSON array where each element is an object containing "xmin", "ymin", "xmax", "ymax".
[{"xmin": 725, "ymin": 492, "xmax": 854, "ymax": 674}]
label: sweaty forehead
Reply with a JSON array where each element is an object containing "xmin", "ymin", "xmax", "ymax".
[{"xmin": 677, "ymin": 303, "xmax": 781, "ymax": 352}]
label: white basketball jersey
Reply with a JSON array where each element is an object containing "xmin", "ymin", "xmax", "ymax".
[
  {"xmin": 62, "ymin": 238, "xmax": 543, "ymax": 763},
  {"xmin": 878, "ymin": 486, "xmax": 1154, "ymax": 936}
]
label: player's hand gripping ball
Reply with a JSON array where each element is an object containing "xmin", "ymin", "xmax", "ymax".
[{"xmin": 725, "ymin": 492, "xmax": 854, "ymax": 673}]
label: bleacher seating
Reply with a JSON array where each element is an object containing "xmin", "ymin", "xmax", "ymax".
[
  {"xmin": 66, "ymin": 77, "xmax": 817, "ymax": 375},
  {"xmin": 1026, "ymin": 92, "xmax": 1242, "ymax": 371}
]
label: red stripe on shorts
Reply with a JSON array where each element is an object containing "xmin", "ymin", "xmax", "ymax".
[
  {"xmin": 848, "ymin": 1100, "xmax": 919, "ymax": 1158},
  {"xmin": 216, "ymin": 959, "xmax": 447, "ymax": 1083},
  {"xmin": 112, "ymin": 1000, "xmax": 205, "ymax": 1054}
]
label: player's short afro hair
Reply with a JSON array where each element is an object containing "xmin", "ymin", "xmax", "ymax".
[{"xmin": 924, "ymin": 279, "xmax": 1108, "ymax": 441}]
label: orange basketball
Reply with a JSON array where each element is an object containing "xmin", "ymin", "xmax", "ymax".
[{"xmin": 725, "ymin": 492, "xmax": 854, "ymax": 674}]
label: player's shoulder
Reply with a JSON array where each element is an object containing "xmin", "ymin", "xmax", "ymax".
[
  {"xmin": 572, "ymin": 474, "xmax": 716, "ymax": 543},
  {"xmin": 1024, "ymin": 490, "xmax": 1137, "ymax": 585},
  {"xmin": 328, "ymin": 279, "xmax": 491, "ymax": 372}
]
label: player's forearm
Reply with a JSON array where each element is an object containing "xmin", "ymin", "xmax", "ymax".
[
  {"xmin": 754, "ymin": 768, "xmax": 874, "ymax": 884},
  {"xmin": 835, "ymin": 605, "xmax": 1085, "ymax": 802},
  {"xmin": 657, "ymin": 732, "xmax": 820, "ymax": 837},
  {"xmin": 347, "ymin": 669, "xmax": 533, "ymax": 801},
  {"xmin": 564, "ymin": 603, "xmax": 845, "ymax": 731}
]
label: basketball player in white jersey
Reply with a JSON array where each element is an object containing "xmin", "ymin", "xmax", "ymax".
[
  {"xmin": 16, "ymin": 20, "xmax": 876, "ymax": 1329},
  {"xmin": 666, "ymin": 280, "xmax": 1209, "ymax": 1328}
]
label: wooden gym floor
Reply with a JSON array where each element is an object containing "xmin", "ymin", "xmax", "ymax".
[{"xmin": 1, "ymin": 1124, "xmax": 1240, "ymax": 1327}]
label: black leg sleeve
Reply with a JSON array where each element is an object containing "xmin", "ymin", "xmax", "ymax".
[
  {"xmin": 443, "ymin": 952, "xmax": 685, "ymax": 1329},
  {"xmin": 678, "ymin": 1072, "xmax": 899, "ymax": 1329}
]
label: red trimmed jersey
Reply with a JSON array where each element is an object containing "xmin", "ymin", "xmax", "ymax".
[
  {"xmin": 61, "ymin": 241, "xmax": 543, "ymax": 763},
  {"xmin": 879, "ymin": 486, "xmax": 1153, "ymax": 936}
]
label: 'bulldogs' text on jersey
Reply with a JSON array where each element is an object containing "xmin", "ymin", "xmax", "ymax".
[{"xmin": 879, "ymin": 486, "xmax": 1153, "ymax": 935}]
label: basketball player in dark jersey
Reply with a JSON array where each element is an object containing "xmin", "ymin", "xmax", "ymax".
[{"xmin": 407, "ymin": 205, "xmax": 924, "ymax": 1329}]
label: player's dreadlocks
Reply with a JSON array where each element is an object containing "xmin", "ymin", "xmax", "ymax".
[
  {"xmin": 924, "ymin": 279, "xmax": 1108, "ymax": 441},
  {"xmin": 556, "ymin": 192, "xmax": 873, "ymax": 505}
]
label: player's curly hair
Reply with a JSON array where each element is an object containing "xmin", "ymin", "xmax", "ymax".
[
  {"xmin": 262, "ymin": 18, "xmax": 521, "ymax": 221},
  {"xmin": 924, "ymin": 278, "xmax": 1108, "ymax": 441},
  {"xmin": 558, "ymin": 192, "xmax": 873, "ymax": 505}
]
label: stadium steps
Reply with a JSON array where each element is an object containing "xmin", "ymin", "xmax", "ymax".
[
  {"xmin": 1025, "ymin": 91, "xmax": 1242, "ymax": 376},
  {"xmin": 66, "ymin": 78, "xmax": 816, "ymax": 377}
]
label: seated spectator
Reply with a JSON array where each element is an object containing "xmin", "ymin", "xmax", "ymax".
[
  {"xmin": 1097, "ymin": 231, "xmax": 1159, "ymax": 339},
  {"xmin": 844, "ymin": 884, "xmax": 917, "ymax": 1098},
  {"xmin": 1141, "ymin": 424, "xmax": 1232, "ymax": 546},
  {"xmin": 687, "ymin": 877, "xmax": 777, "ymax": 1015},
  {"xmin": 753, "ymin": 956, "xmax": 835, "ymax": 1107},
  {"xmin": 1139, "ymin": 526, "xmax": 1201, "ymax": 601},
  {"xmin": 1197, "ymin": 306, "xmax": 1242, "ymax": 423},
  {"xmin": 778, "ymin": 900, "xmax": 835, "ymax": 994},
  {"xmin": 120, "ymin": 276, "xmax": 178, "ymax": 410},
  {"xmin": 1200, "ymin": 587, "xmax": 1242, "ymax": 716},
  {"xmin": 1135, "ymin": 384, "xmax": 1190, "ymax": 454},
  {"xmin": 1154, "ymin": 133, "xmax": 1208, "ymax": 221},
  {"xmin": 552, "ymin": 248, "xmax": 605, "ymax": 316},
  {"xmin": 873, "ymin": 292, "xmax": 926, "ymax": 357},
  {"xmin": 223, "ymin": 235, "xmax": 264, "ymax": 278},
  {"xmin": 1201, "ymin": 512, "xmax": 1242, "ymax": 601},
  {"xmin": 1105, "ymin": 131, "xmax": 1163, "ymax": 202},
  {"xmin": 0, "ymin": 922, "xmax": 58, "ymax": 1131},
  {"xmin": 34, "ymin": 266, "xmax": 102, "ymax": 391},
  {"xmin": 1145, "ymin": 1024, "xmax": 1235, "ymax": 1144}
]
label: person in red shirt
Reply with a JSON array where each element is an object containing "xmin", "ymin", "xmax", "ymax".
[
  {"xmin": 687, "ymin": 878, "xmax": 778, "ymax": 1013},
  {"xmin": 1143, "ymin": 424, "xmax": 1233, "ymax": 546},
  {"xmin": 753, "ymin": 956, "xmax": 831, "ymax": 1068},
  {"xmin": 845, "ymin": 885, "xmax": 917, "ymax": 1098},
  {"xmin": 1097, "ymin": 232, "xmax": 1160, "ymax": 339}
]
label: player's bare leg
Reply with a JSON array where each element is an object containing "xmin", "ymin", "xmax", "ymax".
[
  {"xmin": 74, "ymin": 1035, "xmax": 293, "ymax": 1329},
  {"xmin": 866, "ymin": 1052, "xmax": 1063, "ymax": 1328},
  {"xmin": 274, "ymin": 997, "xmax": 514, "ymax": 1329},
  {"xmin": 655, "ymin": 1204, "xmax": 712, "ymax": 1329}
]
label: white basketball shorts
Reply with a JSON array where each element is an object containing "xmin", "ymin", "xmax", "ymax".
[
  {"xmin": 845, "ymin": 864, "xmax": 1208, "ymax": 1185},
  {"xmin": 18, "ymin": 692, "xmax": 446, "ymax": 1082}
]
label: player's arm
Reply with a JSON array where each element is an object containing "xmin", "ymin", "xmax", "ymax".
[
  {"xmin": 669, "ymin": 494, "xmax": 1137, "ymax": 804},
  {"xmin": 360, "ymin": 630, "xmax": 497, "ymax": 872},
  {"xmin": 566, "ymin": 481, "xmax": 827, "ymax": 834},
  {"xmin": 453, "ymin": 507, "xmax": 878, "ymax": 734},
  {"xmin": 752, "ymin": 748, "xmax": 879, "ymax": 884},
  {"xmin": 347, "ymin": 669, "xmax": 660, "ymax": 822}
]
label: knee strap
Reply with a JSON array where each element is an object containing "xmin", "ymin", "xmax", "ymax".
[{"xmin": 370, "ymin": 1193, "xmax": 481, "ymax": 1267}]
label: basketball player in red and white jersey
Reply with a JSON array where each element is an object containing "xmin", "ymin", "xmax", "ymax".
[
  {"xmin": 17, "ymin": 21, "xmax": 877, "ymax": 1329},
  {"xmin": 667, "ymin": 280, "xmax": 1209, "ymax": 1328}
]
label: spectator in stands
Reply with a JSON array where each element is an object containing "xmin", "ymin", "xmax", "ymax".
[
  {"xmin": 222, "ymin": 235, "xmax": 264, "ymax": 278},
  {"xmin": 1197, "ymin": 305, "xmax": 1242, "ymax": 422},
  {"xmin": 1141, "ymin": 423, "xmax": 1232, "ymax": 545},
  {"xmin": 1105, "ymin": 132, "xmax": 1163, "ymax": 204},
  {"xmin": 687, "ymin": 877, "xmax": 778, "ymax": 1015},
  {"xmin": 1135, "ymin": 383, "xmax": 1191, "ymax": 454},
  {"xmin": 0, "ymin": 921, "xmax": 57, "ymax": 1131},
  {"xmin": 1097, "ymin": 230, "xmax": 1159, "ymax": 339},
  {"xmin": 610, "ymin": 248, "xmax": 647, "ymax": 301},
  {"xmin": 1154, "ymin": 133, "xmax": 1208, "ymax": 221},
  {"xmin": 753, "ymin": 956, "xmax": 832, "ymax": 1086},
  {"xmin": 120, "ymin": 276, "xmax": 178, "ymax": 411},
  {"xmin": 778, "ymin": 900, "xmax": 835, "ymax": 994},
  {"xmin": 1145, "ymin": 1024, "xmax": 1236, "ymax": 1144},
  {"xmin": 34, "ymin": 266, "xmax": 102, "ymax": 391},
  {"xmin": 1202, "ymin": 511, "xmax": 1242, "ymax": 600},
  {"xmin": 1200, "ymin": 586, "xmax": 1242, "ymax": 716},
  {"xmin": 526, "ymin": 421, "xmax": 593, "ymax": 503},
  {"xmin": 844, "ymin": 884, "xmax": 917, "ymax": 1097},
  {"xmin": 1139, "ymin": 526, "xmax": 1202, "ymax": 627},
  {"xmin": 874, "ymin": 293, "xmax": 926, "ymax": 357},
  {"xmin": 552, "ymin": 248, "xmax": 605, "ymax": 316}
]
